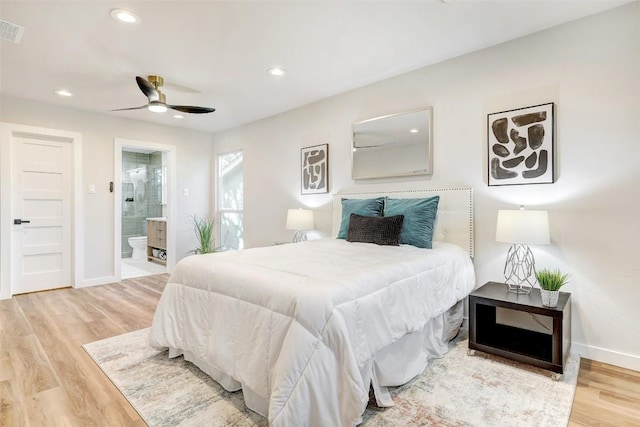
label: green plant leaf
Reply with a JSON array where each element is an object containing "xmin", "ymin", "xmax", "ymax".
[
  {"xmin": 536, "ymin": 268, "xmax": 570, "ymax": 291},
  {"xmin": 189, "ymin": 214, "xmax": 216, "ymax": 254}
]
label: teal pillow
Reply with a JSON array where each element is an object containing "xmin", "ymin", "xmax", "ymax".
[
  {"xmin": 384, "ymin": 196, "xmax": 440, "ymax": 248},
  {"xmin": 337, "ymin": 197, "xmax": 385, "ymax": 239}
]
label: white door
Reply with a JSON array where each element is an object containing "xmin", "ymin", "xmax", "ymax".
[{"xmin": 11, "ymin": 134, "xmax": 72, "ymax": 294}]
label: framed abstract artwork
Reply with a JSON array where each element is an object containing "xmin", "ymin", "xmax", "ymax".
[
  {"xmin": 487, "ymin": 102, "xmax": 555, "ymax": 186},
  {"xmin": 301, "ymin": 144, "xmax": 329, "ymax": 194}
]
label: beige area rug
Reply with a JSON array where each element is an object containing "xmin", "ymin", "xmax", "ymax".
[{"xmin": 83, "ymin": 328, "xmax": 579, "ymax": 426}]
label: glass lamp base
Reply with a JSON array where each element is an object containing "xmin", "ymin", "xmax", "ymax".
[
  {"xmin": 506, "ymin": 282, "xmax": 533, "ymax": 294},
  {"xmin": 292, "ymin": 230, "xmax": 307, "ymax": 243},
  {"xmin": 503, "ymin": 244, "xmax": 537, "ymax": 294}
]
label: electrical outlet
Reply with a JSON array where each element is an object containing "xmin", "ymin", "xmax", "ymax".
[
  {"xmin": 88, "ymin": 184, "xmax": 96, "ymax": 194},
  {"xmin": 183, "ymin": 188, "xmax": 189, "ymax": 197}
]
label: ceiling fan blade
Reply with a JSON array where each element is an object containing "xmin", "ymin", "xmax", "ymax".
[
  {"xmin": 168, "ymin": 105, "xmax": 216, "ymax": 114},
  {"xmin": 111, "ymin": 105, "xmax": 149, "ymax": 111},
  {"xmin": 136, "ymin": 76, "xmax": 159, "ymax": 101}
]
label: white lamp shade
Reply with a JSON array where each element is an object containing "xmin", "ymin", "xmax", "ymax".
[
  {"xmin": 496, "ymin": 209, "xmax": 550, "ymax": 245},
  {"xmin": 286, "ymin": 209, "xmax": 314, "ymax": 231}
]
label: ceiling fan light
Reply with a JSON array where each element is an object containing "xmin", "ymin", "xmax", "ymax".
[{"xmin": 148, "ymin": 102, "xmax": 167, "ymax": 113}]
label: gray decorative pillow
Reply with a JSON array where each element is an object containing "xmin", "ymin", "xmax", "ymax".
[{"xmin": 346, "ymin": 214, "xmax": 404, "ymax": 246}]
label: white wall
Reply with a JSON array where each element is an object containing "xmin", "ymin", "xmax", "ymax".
[
  {"xmin": 212, "ymin": 4, "xmax": 640, "ymax": 370},
  {"xmin": 0, "ymin": 97, "xmax": 213, "ymax": 286}
]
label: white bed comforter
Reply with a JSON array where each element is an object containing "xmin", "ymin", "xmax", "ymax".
[{"xmin": 149, "ymin": 239, "xmax": 475, "ymax": 426}]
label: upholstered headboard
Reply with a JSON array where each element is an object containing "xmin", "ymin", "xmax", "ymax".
[{"xmin": 332, "ymin": 184, "xmax": 474, "ymax": 257}]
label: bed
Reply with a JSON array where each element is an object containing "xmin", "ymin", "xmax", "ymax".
[{"xmin": 149, "ymin": 185, "xmax": 476, "ymax": 426}]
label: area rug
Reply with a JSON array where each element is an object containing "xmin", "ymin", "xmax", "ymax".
[{"xmin": 83, "ymin": 328, "xmax": 579, "ymax": 426}]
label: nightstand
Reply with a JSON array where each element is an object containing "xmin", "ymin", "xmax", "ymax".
[{"xmin": 468, "ymin": 281, "xmax": 571, "ymax": 380}]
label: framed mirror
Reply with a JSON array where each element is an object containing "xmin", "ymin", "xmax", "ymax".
[{"xmin": 352, "ymin": 107, "xmax": 433, "ymax": 179}]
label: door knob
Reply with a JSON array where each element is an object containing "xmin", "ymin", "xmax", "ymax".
[{"xmin": 13, "ymin": 219, "xmax": 31, "ymax": 224}]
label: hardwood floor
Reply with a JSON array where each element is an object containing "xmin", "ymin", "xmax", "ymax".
[
  {"xmin": 569, "ymin": 359, "xmax": 640, "ymax": 426},
  {"xmin": 1, "ymin": 274, "xmax": 638, "ymax": 426},
  {"xmin": 0, "ymin": 275, "xmax": 166, "ymax": 427}
]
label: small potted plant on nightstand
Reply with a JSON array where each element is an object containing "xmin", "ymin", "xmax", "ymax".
[{"xmin": 536, "ymin": 268, "xmax": 569, "ymax": 307}]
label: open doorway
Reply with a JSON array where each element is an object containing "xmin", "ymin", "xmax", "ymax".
[{"xmin": 114, "ymin": 138, "xmax": 176, "ymax": 280}]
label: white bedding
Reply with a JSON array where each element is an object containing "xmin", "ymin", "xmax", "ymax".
[{"xmin": 149, "ymin": 238, "xmax": 475, "ymax": 426}]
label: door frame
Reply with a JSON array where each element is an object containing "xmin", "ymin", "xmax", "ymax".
[
  {"xmin": 0, "ymin": 122, "xmax": 83, "ymax": 300},
  {"xmin": 114, "ymin": 138, "xmax": 177, "ymax": 280}
]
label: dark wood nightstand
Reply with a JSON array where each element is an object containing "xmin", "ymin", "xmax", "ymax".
[{"xmin": 468, "ymin": 281, "xmax": 571, "ymax": 380}]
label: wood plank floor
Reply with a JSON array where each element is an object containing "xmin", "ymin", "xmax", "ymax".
[
  {"xmin": 1, "ymin": 274, "xmax": 638, "ymax": 426},
  {"xmin": 0, "ymin": 275, "xmax": 165, "ymax": 427}
]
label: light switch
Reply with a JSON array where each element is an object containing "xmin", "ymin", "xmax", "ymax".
[
  {"xmin": 183, "ymin": 188, "xmax": 189, "ymax": 197},
  {"xmin": 88, "ymin": 184, "xmax": 96, "ymax": 194}
]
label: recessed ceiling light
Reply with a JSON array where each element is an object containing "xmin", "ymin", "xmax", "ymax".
[
  {"xmin": 267, "ymin": 67, "xmax": 286, "ymax": 77},
  {"xmin": 54, "ymin": 89, "xmax": 74, "ymax": 97},
  {"xmin": 409, "ymin": 128, "xmax": 419, "ymax": 133},
  {"xmin": 173, "ymin": 114, "xmax": 184, "ymax": 119},
  {"xmin": 110, "ymin": 9, "xmax": 139, "ymax": 24}
]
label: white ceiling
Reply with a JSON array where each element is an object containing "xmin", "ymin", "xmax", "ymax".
[{"xmin": 0, "ymin": 1, "xmax": 630, "ymax": 134}]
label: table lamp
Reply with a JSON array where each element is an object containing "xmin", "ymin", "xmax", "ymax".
[
  {"xmin": 286, "ymin": 208, "xmax": 314, "ymax": 243},
  {"xmin": 495, "ymin": 206, "xmax": 550, "ymax": 294}
]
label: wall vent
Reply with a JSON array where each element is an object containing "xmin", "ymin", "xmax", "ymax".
[{"xmin": 0, "ymin": 19, "xmax": 25, "ymax": 43}]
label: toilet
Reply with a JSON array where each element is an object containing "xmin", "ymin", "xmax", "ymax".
[{"xmin": 128, "ymin": 236, "xmax": 147, "ymax": 260}]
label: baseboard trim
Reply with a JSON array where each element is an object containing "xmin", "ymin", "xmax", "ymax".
[
  {"xmin": 77, "ymin": 276, "xmax": 118, "ymax": 288},
  {"xmin": 572, "ymin": 342, "xmax": 640, "ymax": 372}
]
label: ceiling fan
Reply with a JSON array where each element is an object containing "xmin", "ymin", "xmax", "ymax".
[{"xmin": 112, "ymin": 75, "xmax": 215, "ymax": 114}]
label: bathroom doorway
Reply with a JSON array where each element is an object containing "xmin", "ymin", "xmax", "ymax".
[{"xmin": 114, "ymin": 138, "xmax": 176, "ymax": 280}]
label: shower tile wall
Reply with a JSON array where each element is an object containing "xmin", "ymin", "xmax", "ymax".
[{"xmin": 122, "ymin": 151, "xmax": 163, "ymax": 257}]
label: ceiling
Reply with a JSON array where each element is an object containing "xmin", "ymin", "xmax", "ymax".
[{"xmin": 0, "ymin": 1, "xmax": 630, "ymax": 134}]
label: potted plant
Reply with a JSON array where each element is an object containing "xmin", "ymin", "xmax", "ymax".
[
  {"xmin": 189, "ymin": 214, "xmax": 216, "ymax": 254},
  {"xmin": 536, "ymin": 268, "xmax": 569, "ymax": 307}
]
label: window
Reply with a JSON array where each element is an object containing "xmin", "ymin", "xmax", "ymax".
[{"xmin": 217, "ymin": 150, "xmax": 243, "ymax": 251}]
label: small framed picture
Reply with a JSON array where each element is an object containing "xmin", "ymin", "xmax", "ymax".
[
  {"xmin": 301, "ymin": 144, "xmax": 329, "ymax": 194},
  {"xmin": 487, "ymin": 102, "xmax": 555, "ymax": 186}
]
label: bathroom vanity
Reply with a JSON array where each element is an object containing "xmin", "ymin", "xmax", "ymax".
[{"xmin": 147, "ymin": 218, "xmax": 167, "ymax": 265}]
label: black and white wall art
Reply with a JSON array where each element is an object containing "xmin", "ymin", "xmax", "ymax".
[
  {"xmin": 487, "ymin": 103, "xmax": 555, "ymax": 186},
  {"xmin": 301, "ymin": 144, "xmax": 329, "ymax": 194}
]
